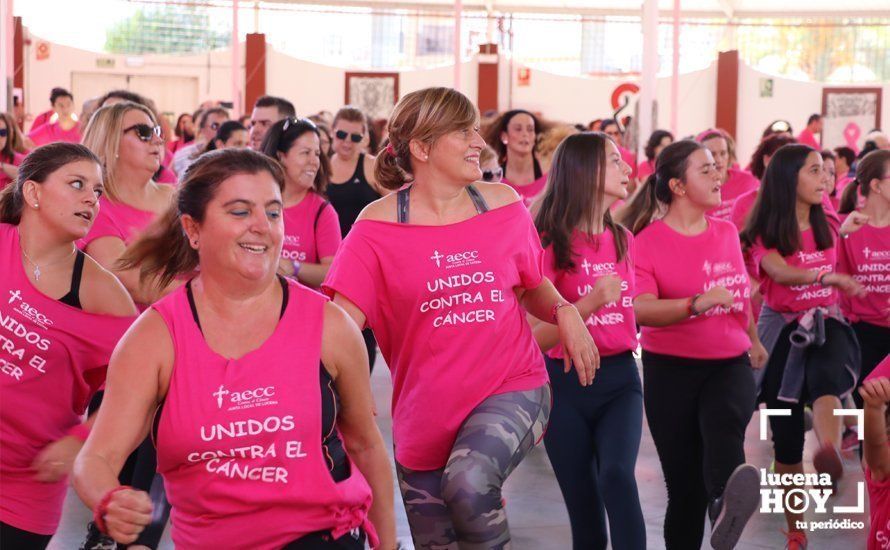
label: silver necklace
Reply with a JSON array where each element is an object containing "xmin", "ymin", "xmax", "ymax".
[{"xmin": 20, "ymin": 244, "xmax": 76, "ymax": 281}]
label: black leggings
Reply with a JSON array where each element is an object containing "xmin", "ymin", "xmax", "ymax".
[
  {"xmin": 852, "ymin": 321, "xmax": 890, "ymax": 408},
  {"xmin": 762, "ymin": 319, "xmax": 856, "ymax": 465},
  {"xmin": 643, "ymin": 351, "xmax": 756, "ymax": 550},
  {"xmin": 283, "ymin": 530, "xmax": 366, "ymax": 549},
  {"xmin": 362, "ymin": 328, "xmax": 377, "ymax": 373},
  {"xmin": 0, "ymin": 522, "xmax": 52, "ymax": 550},
  {"xmin": 543, "ymin": 352, "xmax": 645, "ymax": 550}
]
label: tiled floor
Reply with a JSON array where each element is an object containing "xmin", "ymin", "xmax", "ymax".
[{"xmin": 49, "ymin": 356, "xmax": 868, "ymax": 549}]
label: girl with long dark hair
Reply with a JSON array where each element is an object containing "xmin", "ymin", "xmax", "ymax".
[
  {"xmin": 532, "ymin": 132, "xmax": 645, "ymax": 549},
  {"xmin": 741, "ymin": 144, "xmax": 865, "ymax": 550},
  {"xmin": 484, "ymin": 109, "xmax": 548, "ymax": 206}
]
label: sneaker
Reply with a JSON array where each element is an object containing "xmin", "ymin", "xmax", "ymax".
[
  {"xmin": 841, "ymin": 427, "xmax": 860, "ymax": 452},
  {"xmin": 709, "ymin": 464, "xmax": 761, "ymax": 549},
  {"xmin": 784, "ymin": 530, "xmax": 808, "ymax": 549},
  {"xmin": 812, "ymin": 443, "xmax": 844, "ymax": 487},
  {"xmin": 79, "ymin": 522, "xmax": 118, "ymax": 550}
]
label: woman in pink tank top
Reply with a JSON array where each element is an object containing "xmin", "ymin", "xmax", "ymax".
[
  {"xmin": 0, "ymin": 143, "xmax": 137, "ymax": 548},
  {"xmin": 81, "ymin": 101, "xmax": 179, "ymax": 307},
  {"xmin": 324, "ymin": 88, "xmax": 597, "ymax": 548},
  {"xmin": 260, "ymin": 117, "xmax": 342, "ymax": 288},
  {"xmin": 72, "ymin": 149, "xmax": 396, "ymax": 550}
]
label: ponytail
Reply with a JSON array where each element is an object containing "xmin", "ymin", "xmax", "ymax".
[
  {"xmin": 374, "ymin": 139, "xmax": 411, "ymax": 191},
  {"xmin": 617, "ymin": 174, "xmax": 660, "ymax": 235},
  {"xmin": 838, "ymin": 179, "xmax": 860, "ymax": 215},
  {"xmin": 120, "ymin": 149, "xmax": 285, "ymax": 288}
]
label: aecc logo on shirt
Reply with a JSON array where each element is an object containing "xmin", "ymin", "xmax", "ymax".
[{"xmin": 213, "ymin": 384, "xmax": 277, "ymax": 411}]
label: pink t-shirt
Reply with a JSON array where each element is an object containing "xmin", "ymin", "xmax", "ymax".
[
  {"xmin": 637, "ymin": 159, "xmax": 655, "ymax": 180},
  {"xmin": 281, "ymin": 192, "xmax": 341, "ymax": 265},
  {"xmin": 0, "ymin": 224, "xmax": 135, "ymax": 535},
  {"xmin": 868, "ymin": 465, "xmax": 890, "ymax": 550},
  {"xmin": 543, "ymin": 228, "xmax": 637, "ymax": 357},
  {"xmin": 153, "ymin": 281, "xmax": 376, "ymax": 548},
  {"xmin": 634, "ymin": 218, "xmax": 752, "ymax": 359},
  {"xmin": 797, "ymin": 129, "xmax": 820, "ymax": 150},
  {"xmin": 866, "ymin": 354, "xmax": 890, "ymax": 381},
  {"xmin": 27, "ymin": 121, "xmax": 82, "ymax": 147},
  {"xmin": 0, "ymin": 152, "xmax": 26, "ymax": 189},
  {"xmin": 323, "ymin": 201, "xmax": 548, "ymax": 470},
  {"xmin": 710, "ymin": 168, "xmax": 759, "ymax": 222},
  {"xmin": 838, "ymin": 224, "xmax": 890, "ymax": 327},
  {"xmin": 750, "ymin": 228, "xmax": 838, "ymax": 314},
  {"xmin": 79, "ymin": 198, "xmax": 158, "ymax": 249},
  {"xmin": 502, "ymin": 173, "xmax": 548, "ymax": 208},
  {"xmin": 731, "ymin": 188, "xmax": 840, "ymax": 232}
]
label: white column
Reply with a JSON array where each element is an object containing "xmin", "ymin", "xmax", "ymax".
[
  {"xmin": 638, "ymin": 0, "xmax": 659, "ymax": 160},
  {"xmin": 670, "ymin": 0, "xmax": 681, "ymax": 134},
  {"xmin": 231, "ymin": 0, "xmax": 242, "ymax": 116},
  {"xmin": 0, "ymin": 0, "xmax": 12, "ymax": 112},
  {"xmin": 453, "ymin": 0, "xmax": 462, "ymax": 91}
]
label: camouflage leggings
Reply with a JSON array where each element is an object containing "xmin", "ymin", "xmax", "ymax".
[{"xmin": 396, "ymin": 384, "xmax": 552, "ymax": 550}]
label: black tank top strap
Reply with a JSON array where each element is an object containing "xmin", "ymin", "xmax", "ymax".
[
  {"xmin": 466, "ymin": 185, "xmax": 490, "ymax": 214},
  {"xmin": 58, "ymin": 249, "xmax": 86, "ymax": 309},
  {"xmin": 353, "ymin": 153, "xmax": 366, "ymax": 182},
  {"xmin": 397, "ymin": 185, "xmax": 411, "ymax": 224},
  {"xmin": 186, "ymin": 275, "xmax": 289, "ymax": 334}
]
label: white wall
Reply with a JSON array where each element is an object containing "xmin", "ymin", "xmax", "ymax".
[{"xmin": 736, "ymin": 63, "xmax": 890, "ymax": 164}]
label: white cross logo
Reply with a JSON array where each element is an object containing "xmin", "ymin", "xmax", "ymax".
[
  {"xmin": 430, "ymin": 250, "xmax": 444, "ymax": 268},
  {"xmin": 213, "ymin": 385, "xmax": 229, "ymax": 409},
  {"xmin": 581, "ymin": 259, "xmax": 592, "ymax": 276}
]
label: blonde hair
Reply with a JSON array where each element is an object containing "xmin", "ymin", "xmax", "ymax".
[
  {"xmin": 479, "ymin": 145, "xmax": 498, "ymax": 167},
  {"xmin": 537, "ymin": 124, "xmax": 579, "ymax": 173},
  {"xmin": 374, "ymin": 87, "xmax": 478, "ymax": 190},
  {"xmin": 81, "ymin": 101, "xmax": 157, "ymax": 202}
]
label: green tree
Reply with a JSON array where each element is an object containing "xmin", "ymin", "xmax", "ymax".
[{"xmin": 105, "ymin": 6, "xmax": 230, "ymax": 54}]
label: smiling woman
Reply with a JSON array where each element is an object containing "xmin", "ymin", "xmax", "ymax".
[
  {"xmin": 0, "ymin": 143, "xmax": 137, "ymax": 548},
  {"xmin": 74, "ymin": 148, "xmax": 397, "ymax": 550}
]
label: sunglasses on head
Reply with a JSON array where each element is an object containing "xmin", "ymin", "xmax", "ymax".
[
  {"xmin": 481, "ymin": 167, "xmax": 503, "ymax": 182},
  {"xmin": 282, "ymin": 117, "xmax": 317, "ymax": 133},
  {"xmin": 335, "ymin": 129, "xmax": 363, "ymax": 143},
  {"xmin": 123, "ymin": 123, "xmax": 163, "ymax": 142},
  {"xmin": 0, "ymin": 129, "xmax": 7, "ymax": 138}
]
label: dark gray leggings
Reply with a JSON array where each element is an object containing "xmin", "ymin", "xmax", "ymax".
[{"xmin": 396, "ymin": 384, "xmax": 551, "ymax": 550}]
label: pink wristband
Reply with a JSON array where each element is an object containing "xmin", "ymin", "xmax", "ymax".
[
  {"xmin": 67, "ymin": 423, "xmax": 90, "ymax": 442},
  {"xmin": 95, "ymin": 485, "xmax": 131, "ymax": 535}
]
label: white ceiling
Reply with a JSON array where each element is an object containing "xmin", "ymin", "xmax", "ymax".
[{"xmin": 261, "ymin": 0, "xmax": 890, "ymax": 18}]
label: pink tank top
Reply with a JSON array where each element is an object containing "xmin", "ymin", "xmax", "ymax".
[
  {"xmin": 0, "ymin": 223, "xmax": 135, "ymax": 535},
  {"xmin": 79, "ymin": 198, "xmax": 158, "ymax": 249},
  {"xmin": 153, "ymin": 280, "xmax": 376, "ymax": 548}
]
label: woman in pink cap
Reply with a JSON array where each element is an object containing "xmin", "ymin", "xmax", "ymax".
[{"xmin": 73, "ymin": 148, "xmax": 396, "ymax": 549}]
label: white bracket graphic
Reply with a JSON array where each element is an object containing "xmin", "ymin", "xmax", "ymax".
[
  {"xmin": 834, "ymin": 409, "xmax": 865, "ymax": 440},
  {"xmin": 834, "ymin": 481, "xmax": 865, "ymax": 514},
  {"xmin": 760, "ymin": 409, "xmax": 792, "ymax": 441}
]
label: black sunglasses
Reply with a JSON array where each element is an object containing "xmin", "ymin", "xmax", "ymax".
[
  {"xmin": 482, "ymin": 168, "xmax": 503, "ymax": 182},
  {"xmin": 123, "ymin": 123, "xmax": 163, "ymax": 142},
  {"xmin": 0, "ymin": 129, "xmax": 8, "ymax": 138},
  {"xmin": 335, "ymin": 129, "xmax": 363, "ymax": 143}
]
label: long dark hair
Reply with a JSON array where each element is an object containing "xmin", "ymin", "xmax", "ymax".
[
  {"xmin": 618, "ymin": 140, "xmax": 704, "ymax": 235},
  {"xmin": 204, "ymin": 121, "xmax": 247, "ymax": 154},
  {"xmin": 750, "ymin": 134, "xmax": 795, "ymax": 180},
  {"xmin": 120, "ymin": 149, "xmax": 284, "ymax": 288},
  {"xmin": 484, "ymin": 109, "xmax": 542, "ymax": 165},
  {"xmin": 741, "ymin": 144, "xmax": 833, "ymax": 256},
  {"xmin": 644, "ymin": 129, "xmax": 673, "ymax": 162},
  {"xmin": 0, "ymin": 143, "xmax": 100, "ymax": 224},
  {"xmin": 260, "ymin": 117, "xmax": 329, "ymax": 195},
  {"xmin": 839, "ymin": 149, "xmax": 890, "ymax": 214},
  {"xmin": 535, "ymin": 132, "xmax": 628, "ymax": 271}
]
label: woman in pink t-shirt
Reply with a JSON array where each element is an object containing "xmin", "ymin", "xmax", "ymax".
[
  {"xmin": 699, "ymin": 130, "xmax": 760, "ymax": 222},
  {"xmin": 72, "ymin": 149, "xmax": 396, "ymax": 550},
  {"xmin": 0, "ymin": 143, "xmax": 137, "ymax": 547},
  {"xmin": 484, "ymin": 109, "xmax": 549, "ymax": 206},
  {"xmin": 837, "ymin": 150, "xmax": 890, "ymax": 406},
  {"xmin": 324, "ymin": 88, "xmax": 597, "ymax": 549},
  {"xmin": 0, "ymin": 113, "xmax": 26, "ymax": 190},
  {"xmin": 531, "ymin": 132, "xmax": 646, "ymax": 549},
  {"xmin": 27, "ymin": 88, "xmax": 82, "ymax": 147},
  {"xmin": 619, "ymin": 140, "xmax": 766, "ymax": 550},
  {"xmin": 858, "ymin": 366, "xmax": 890, "ymax": 550},
  {"xmin": 741, "ymin": 144, "xmax": 865, "ymax": 550},
  {"xmin": 638, "ymin": 129, "xmax": 673, "ymax": 181},
  {"xmin": 260, "ymin": 117, "xmax": 341, "ymax": 288}
]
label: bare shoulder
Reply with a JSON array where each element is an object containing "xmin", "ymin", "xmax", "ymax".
[
  {"xmin": 473, "ymin": 181, "xmax": 522, "ymax": 209},
  {"xmin": 79, "ymin": 254, "xmax": 139, "ymax": 316},
  {"xmin": 355, "ymin": 192, "xmax": 398, "ymax": 223}
]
